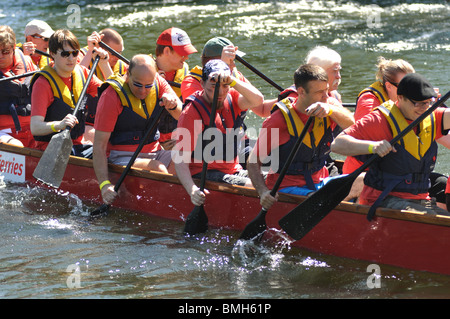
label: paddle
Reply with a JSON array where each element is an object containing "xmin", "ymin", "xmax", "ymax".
[
  {"xmin": 0, "ymin": 70, "xmax": 38, "ymax": 82},
  {"xmin": 90, "ymin": 104, "xmax": 165, "ymax": 217},
  {"xmin": 183, "ymin": 76, "xmax": 221, "ymax": 235},
  {"xmin": 33, "ymin": 55, "xmax": 101, "ymax": 188},
  {"xmin": 279, "ymin": 90, "xmax": 450, "ymax": 241},
  {"xmin": 239, "ymin": 116, "xmax": 314, "ymax": 241},
  {"xmin": 235, "ymin": 55, "xmax": 284, "ymax": 92}
]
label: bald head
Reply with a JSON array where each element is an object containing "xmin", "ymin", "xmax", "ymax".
[{"xmin": 127, "ymin": 54, "xmax": 157, "ymax": 99}]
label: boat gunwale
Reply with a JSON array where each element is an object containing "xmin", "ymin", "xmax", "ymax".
[{"xmin": 2, "ymin": 142, "xmax": 450, "ymax": 229}]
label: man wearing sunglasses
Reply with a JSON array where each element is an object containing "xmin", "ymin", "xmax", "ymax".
[
  {"xmin": 331, "ymin": 73, "xmax": 450, "ymax": 218},
  {"xmin": 21, "ymin": 20, "xmax": 54, "ymax": 69},
  {"xmin": 0, "ymin": 25, "xmax": 38, "ymax": 147},
  {"xmin": 93, "ymin": 54, "xmax": 182, "ymax": 205},
  {"xmin": 30, "ymin": 29, "xmax": 105, "ymax": 158}
]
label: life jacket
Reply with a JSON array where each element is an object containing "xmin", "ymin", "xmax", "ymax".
[
  {"xmin": 364, "ymin": 101, "xmax": 438, "ymax": 220},
  {"xmin": 272, "ymin": 98, "xmax": 334, "ymax": 189},
  {"xmin": 0, "ymin": 48, "xmax": 34, "ymax": 131},
  {"xmin": 157, "ymin": 62, "xmax": 189, "ymax": 135},
  {"xmin": 278, "ymin": 84, "xmax": 297, "ymax": 101},
  {"xmin": 99, "ymin": 74, "xmax": 161, "ymax": 145},
  {"xmin": 356, "ymin": 81, "xmax": 389, "ymax": 109},
  {"xmin": 30, "ymin": 64, "xmax": 87, "ymax": 142},
  {"xmin": 185, "ymin": 92, "xmax": 245, "ymax": 163}
]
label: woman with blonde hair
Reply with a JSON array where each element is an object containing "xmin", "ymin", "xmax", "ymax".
[{"xmin": 354, "ymin": 56, "xmax": 415, "ymax": 121}]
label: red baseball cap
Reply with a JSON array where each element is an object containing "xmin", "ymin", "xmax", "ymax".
[{"xmin": 157, "ymin": 27, "xmax": 197, "ymax": 56}]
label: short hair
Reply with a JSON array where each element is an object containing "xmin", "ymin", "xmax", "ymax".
[
  {"xmin": 294, "ymin": 64, "xmax": 328, "ymax": 91},
  {"xmin": 155, "ymin": 44, "xmax": 173, "ymax": 57},
  {"xmin": 375, "ymin": 56, "xmax": 415, "ymax": 85},
  {"xmin": 305, "ymin": 46, "xmax": 341, "ymax": 69},
  {"xmin": 48, "ymin": 29, "xmax": 80, "ymax": 54},
  {"xmin": 0, "ymin": 25, "xmax": 16, "ymax": 48},
  {"xmin": 99, "ymin": 28, "xmax": 123, "ymax": 46}
]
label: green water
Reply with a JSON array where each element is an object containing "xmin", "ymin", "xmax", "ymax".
[{"xmin": 1, "ymin": 0, "xmax": 449, "ymax": 300}]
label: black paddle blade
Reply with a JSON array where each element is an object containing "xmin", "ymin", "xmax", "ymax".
[
  {"xmin": 90, "ymin": 203, "xmax": 111, "ymax": 218},
  {"xmin": 239, "ymin": 209, "xmax": 267, "ymax": 241},
  {"xmin": 279, "ymin": 174, "xmax": 356, "ymax": 240},
  {"xmin": 184, "ymin": 205, "xmax": 208, "ymax": 235}
]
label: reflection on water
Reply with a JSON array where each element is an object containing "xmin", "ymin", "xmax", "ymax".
[
  {"xmin": 2, "ymin": 180, "xmax": 450, "ymax": 299},
  {"xmin": 0, "ymin": 0, "xmax": 449, "ymax": 299}
]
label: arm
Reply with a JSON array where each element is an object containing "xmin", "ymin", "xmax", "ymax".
[
  {"xmin": 30, "ymin": 114, "xmax": 78, "ymax": 136},
  {"xmin": 305, "ymin": 102, "xmax": 355, "ymax": 130},
  {"xmin": 158, "ymin": 76, "xmax": 183, "ymax": 120},
  {"xmin": 225, "ymin": 75, "xmax": 264, "ymax": 111},
  {"xmin": 92, "ymin": 129, "xmax": 117, "ymax": 204},
  {"xmin": 331, "ymin": 131, "xmax": 395, "ymax": 158},
  {"xmin": 247, "ymin": 126, "xmax": 279, "ymax": 210},
  {"xmin": 251, "ymin": 98, "xmax": 277, "ymax": 118}
]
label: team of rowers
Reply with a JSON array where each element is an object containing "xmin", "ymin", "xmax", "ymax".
[{"xmin": 1, "ymin": 19, "xmax": 449, "ymax": 220}]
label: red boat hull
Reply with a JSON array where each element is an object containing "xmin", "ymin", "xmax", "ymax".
[{"xmin": 3, "ymin": 144, "xmax": 450, "ymax": 276}]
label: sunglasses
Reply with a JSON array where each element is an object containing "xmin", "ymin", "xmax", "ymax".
[
  {"xmin": 58, "ymin": 49, "xmax": 79, "ymax": 58},
  {"xmin": 0, "ymin": 47, "xmax": 13, "ymax": 55},
  {"xmin": 408, "ymin": 97, "xmax": 435, "ymax": 108},
  {"xmin": 132, "ymin": 81, "xmax": 154, "ymax": 89},
  {"xmin": 31, "ymin": 34, "xmax": 49, "ymax": 42}
]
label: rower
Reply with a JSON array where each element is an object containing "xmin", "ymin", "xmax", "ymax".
[
  {"xmin": 93, "ymin": 54, "xmax": 182, "ymax": 205},
  {"xmin": 30, "ymin": 29, "xmax": 105, "ymax": 157},
  {"xmin": 181, "ymin": 36, "xmax": 270, "ymax": 168},
  {"xmin": 21, "ymin": 20, "xmax": 54, "ymax": 69},
  {"xmin": 79, "ymin": 28, "xmax": 126, "ymax": 143},
  {"xmin": 247, "ymin": 64, "xmax": 354, "ymax": 211},
  {"xmin": 173, "ymin": 59, "xmax": 263, "ymax": 207},
  {"xmin": 331, "ymin": 73, "xmax": 450, "ymax": 218},
  {"xmin": 0, "ymin": 25, "xmax": 38, "ymax": 147},
  {"xmin": 153, "ymin": 27, "xmax": 197, "ymax": 150}
]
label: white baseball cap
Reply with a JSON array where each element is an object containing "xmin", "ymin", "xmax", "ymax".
[{"xmin": 24, "ymin": 20, "xmax": 54, "ymax": 38}]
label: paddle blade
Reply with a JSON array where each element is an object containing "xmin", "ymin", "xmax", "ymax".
[
  {"xmin": 279, "ymin": 173, "xmax": 356, "ymax": 240},
  {"xmin": 32, "ymin": 130, "xmax": 73, "ymax": 188},
  {"xmin": 184, "ymin": 205, "xmax": 208, "ymax": 235},
  {"xmin": 90, "ymin": 203, "xmax": 111, "ymax": 218},
  {"xmin": 239, "ymin": 208, "xmax": 267, "ymax": 241}
]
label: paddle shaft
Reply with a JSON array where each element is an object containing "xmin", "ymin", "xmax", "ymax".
[
  {"xmin": 98, "ymin": 41, "xmax": 181, "ymax": 88},
  {"xmin": 234, "ymin": 55, "xmax": 284, "ymax": 92},
  {"xmin": 35, "ymin": 49, "xmax": 52, "ymax": 58},
  {"xmin": 65, "ymin": 55, "xmax": 101, "ymax": 130},
  {"xmin": 198, "ymin": 77, "xmax": 221, "ymax": 192},
  {"xmin": 0, "ymin": 70, "xmax": 38, "ymax": 82}
]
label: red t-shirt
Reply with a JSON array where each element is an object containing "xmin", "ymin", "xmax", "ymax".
[
  {"xmin": 253, "ymin": 98, "xmax": 340, "ymax": 190},
  {"xmin": 94, "ymin": 74, "xmax": 174, "ymax": 153},
  {"xmin": 175, "ymin": 89, "xmax": 244, "ymax": 176},
  {"xmin": 343, "ymin": 106, "xmax": 446, "ymax": 205},
  {"xmin": 31, "ymin": 65, "xmax": 103, "ymax": 150}
]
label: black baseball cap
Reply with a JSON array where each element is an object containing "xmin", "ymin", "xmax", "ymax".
[{"xmin": 397, "ymin": 73, "xmax": 437, "ymax": 101}]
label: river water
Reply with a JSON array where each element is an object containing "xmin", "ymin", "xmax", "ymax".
[{"xmin": 1, "ymin": 0, "xmax": 450, "ymax": 301}]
